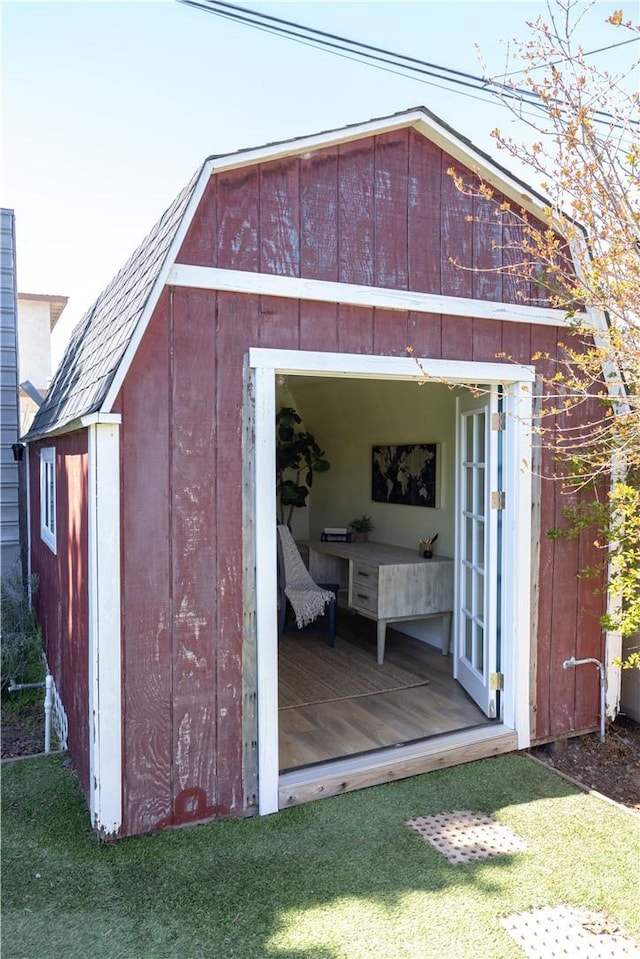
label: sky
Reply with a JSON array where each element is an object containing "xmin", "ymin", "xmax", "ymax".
[{"xmin": 2, "ymin": 0, "xmax": 638, "ymax": 365}]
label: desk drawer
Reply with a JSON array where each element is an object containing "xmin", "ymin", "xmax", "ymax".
[
  {"xmin": 350, "ymin": 562, "xmax": 379, "ymax": 614},
  {"xmin": 350, "ymin": 585, "xmax": 378, "ymax": 614},
  {"xmin": 351, "ymin": 562, "xmax": 379, "ymax": 590}
]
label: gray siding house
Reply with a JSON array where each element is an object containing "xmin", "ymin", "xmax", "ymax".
[{"xmin": 1, "ymin": 208, "xmax": 21, "ymax": 571}]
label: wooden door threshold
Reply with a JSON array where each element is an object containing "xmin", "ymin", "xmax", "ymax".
[{"xmin": 279, "ymin": 724, "xmax": 518, "ymax": 809}]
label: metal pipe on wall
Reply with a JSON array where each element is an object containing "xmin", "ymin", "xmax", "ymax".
[{"xmin": 562, "ymin": 656, "xmax": 607, "ymax": 743}]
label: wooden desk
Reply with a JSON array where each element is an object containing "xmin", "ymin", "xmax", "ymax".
[{"xmin": 302, "ymin": 540, "xmax": 454, "ymax": 664}]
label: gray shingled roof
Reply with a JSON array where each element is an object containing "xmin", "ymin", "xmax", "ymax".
[{"xmin": 26, "ymin": 164, "xmax": 203, "ymax": 439}]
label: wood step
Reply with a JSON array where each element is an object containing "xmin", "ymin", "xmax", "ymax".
[{"xmin": 279, "ymin": 725, "xmax": 518, "ymax": 808}]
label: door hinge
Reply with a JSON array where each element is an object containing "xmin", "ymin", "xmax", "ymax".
[
  {"xmin": 490, "ymin": 672, "xmax": 504, "ymax": 691},
  {"xmin": 492, "ymin": 412, "xmax": 506, "ymax": 431},
  {"xmin": 491, "ymin": 490, "xmax": 506, "ymax": 510}
]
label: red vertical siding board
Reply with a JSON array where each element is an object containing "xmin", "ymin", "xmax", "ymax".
[
  {"xmin": 214, "ymin": 291, "xmax": 260, "ymax": 813},
  {"xmin": 472, "ymin": 316, "xmax": 502, "ymax": 363},
  {"xmin": 441, "ymin": 163, "xmax": 474, "ymax": 298},
  {"xmin": 548, "ymin": 483, "xmax": 581, "ymax": 736},
  {"xmin": 374, "ymin": 130, "xmax": 409, "ymax": 290},
  {"xmin": 300, "ymin": 147, "xmax": 339, "ymax": 281},
  {"xmin": 120, "ymin": 297, "xmax": 173, "ymax": 835},
  {"xmin": 373, "ymin": 308, "xmax": 409, "ymax": 355},
  {"xmin": 407, "ymin": 311, "xmax": 443, "ymax": 358},
  {"xmin": 30, "ymin": 434, "xmax": 89, "ymax": 796},
  {"xmin": 259, "ymin": 159, "xmax": 300, "ymax": 276},
  {"xmin": 170, "ymin": 288, "xmax": 219, "ymax": 824},
  {"xmin": 574, "ymin": 389, "xmax": 609, "ymax": 729},
  {"xmin": 501, "ymin": 320, "xmax": 532, "ymax": 367},
  {"xmin": 502, "ymin": 208, "xmax": 532, "ymax": 307},
  {"xmin": 338, "ymin": 139, "xmax": 375, "ymax": 285},
  {"xmin": 336, "ymin": 303, "xmax": 374, "ymax": 354},
  {"xmin": 257, "ymin": 296, "xmax": 300, "ymax": 350},
  {"xmin": 472, "ymin": 189, "xmax": 503, "ymax": 302},
  {"xmin": 441, "ymin": 315, "xmax": 473, "ymax": 361},
  {"xmin": 408, "ymin": 130, "xmax": 442, "ymax": 294},
  {"xmin": 63, "ymin": 440, "xmax": 90, "ymax": 795},
  {"xmin": 216, "ymin": 168, "xmax": 260, "ymax": 272},
  {"xmin": 176, "ymin": 177, "xmax": 218, "ymax": 267},
  {"xmin": 300, "ymin": 301, "xmax": 339, "ymax": 352},
  {"xmin": 574, "ymin": 519, "xmax": 606, "ymax": 730}
]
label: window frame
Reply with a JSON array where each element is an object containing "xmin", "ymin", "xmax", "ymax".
[{"xmin": 40, "ymin": 447, "xmax": 57, "ymax": 553}]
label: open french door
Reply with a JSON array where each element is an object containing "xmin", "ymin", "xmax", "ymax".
[{"xmin": 455, "ymin": 387, "xmax": 502, "ymax": 719}]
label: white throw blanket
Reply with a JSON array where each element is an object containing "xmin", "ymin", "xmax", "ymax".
[{"xmin": 278, "ymin": 525, "xmax": 335, "ymax": 629}]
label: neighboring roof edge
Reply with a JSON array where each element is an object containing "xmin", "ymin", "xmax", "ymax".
[{"xmin": 18, "ymin": 292, "xmax": 68, "ymax": 329}]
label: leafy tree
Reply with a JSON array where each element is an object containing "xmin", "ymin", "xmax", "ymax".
[{"xmin": 464, "ymin": 0, "xmax": 640, "ymax": 640}]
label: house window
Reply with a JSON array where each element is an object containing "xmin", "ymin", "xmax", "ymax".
[{"xmin": 40, "ymin": 447, "xmax": 56, "ymax": 553}]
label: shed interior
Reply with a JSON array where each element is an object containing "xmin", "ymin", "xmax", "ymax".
[{"xmin": 275, "ymin": 375, "xmax": 492, "ymax": 771}]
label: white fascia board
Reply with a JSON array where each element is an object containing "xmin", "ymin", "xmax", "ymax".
[
  {"xmin": 167, "ymin": 264, "xmax": 580, "ymax": 329},
  {"xmin": 101, "ymin": 161, "xmax": 217, "ymax": 413},
  {"xmin": 250, "ymin": 347, "xmax": 535, "ymax": 385},
  {"xmin": 410, "ymin": 116, "xmax": 549, "ymax": 221},
  {"xmin": 205, "ymin": 108, "xmax": 550, "ymax": 223},
  {"xmin": 79, "ymin": 413, "xmax": 122, "ymax": 428},
  {"xmin": 26, "ymin": 413, "xmax": 122, "ymax": 443},
  {"xmin": 207, "ymin": 111, "xmax": 424, "ymax": 174},
  {"xmin": 88, "ymin": 421, "xmax": 122, "ymax": 836}
]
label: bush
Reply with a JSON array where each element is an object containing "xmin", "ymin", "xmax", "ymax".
[{"xmin": 1, "ymin": 565, "xmax": 43, "ymax": 693}]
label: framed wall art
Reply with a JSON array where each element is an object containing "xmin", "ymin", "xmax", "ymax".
[{"xmin": 372, "ymin": 443, "xmax": 438, "ymax": 508}]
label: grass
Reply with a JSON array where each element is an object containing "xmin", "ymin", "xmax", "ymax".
[{"xmin": 2, "ymin": 753, "xmax": 639, "ymax": 959}]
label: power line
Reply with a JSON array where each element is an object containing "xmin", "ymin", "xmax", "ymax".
[{"xmin": 176, "ymin": 0, "xmax": 638, "ymax": 128}]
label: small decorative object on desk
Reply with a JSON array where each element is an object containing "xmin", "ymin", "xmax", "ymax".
[
  {"xmin": 419, "ymin": 533, "xmax": 438, "ymax": 558},
  {"xmin": 348, "ymin": 515, "xmax": 375, "ymax": 543},
  {"xmin": 321, "ymin": 527, "xmax": 352, "ymax": 542}
]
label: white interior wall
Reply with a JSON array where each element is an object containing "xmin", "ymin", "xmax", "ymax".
[
  {"xmin": 283, "ymin": 376, "xmax": 457, "ymax": 556},
  {"xmin": 277, "ymin": 375, "xmax": 457, "ymax": 650}
]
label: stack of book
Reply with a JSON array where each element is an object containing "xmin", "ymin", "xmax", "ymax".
[{"xmin": 320, "ymin": 527, "xmax": 352, "ymax": 542}]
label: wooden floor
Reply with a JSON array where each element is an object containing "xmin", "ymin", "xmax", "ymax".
[{"xmin": 279, "ymin": 610, "xmax": 488, "ymax": 771}]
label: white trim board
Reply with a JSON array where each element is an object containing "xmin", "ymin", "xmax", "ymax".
[
  {"xmin": 87, "ymin": 421, "xmax": 122, "ymax": 836},
  {"xmin": 249, "ymin": 348, "xmax": 534, "ymax": 816},
  {"xmin": 27, "ymin": 413, "xmax": 122, "ymax": 443},
  {"xmin": 167, "ymin": 264, "xmax": 582, "ymax": 328},
  {"xmin": 250, "ymin": 347, "xmax": 535, "ymax": 384}
]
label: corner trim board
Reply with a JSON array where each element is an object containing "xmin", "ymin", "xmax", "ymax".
[{"xmin": 87, "ymin": 421, "xmax": 122, "ymax": 835}]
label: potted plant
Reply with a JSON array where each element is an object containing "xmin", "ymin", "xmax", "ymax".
[
  {"xmin": 348, "ymin": 514, "xmax": 375, "ymax": 543},
  {"xmin": 276, "ymin": 407, "xmax": 330, "ymax": 527}
]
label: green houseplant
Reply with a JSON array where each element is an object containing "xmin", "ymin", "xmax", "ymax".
[
  {"xmin": 276, "ymin": 407, "xmax": 330, "ymax": 527},
  {"xmin": 348, "ymin": 514, "xmax": 375, "ymax": 543}
]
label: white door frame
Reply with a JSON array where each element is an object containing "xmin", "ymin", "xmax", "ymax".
[{"xmin": 249, "ymin": 347, "xmax": 534, "ymax": 815}]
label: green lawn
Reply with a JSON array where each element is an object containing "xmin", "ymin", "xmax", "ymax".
[{"xmin": 2, "ymin": 753, "xmax": 638, "ymax": 959}]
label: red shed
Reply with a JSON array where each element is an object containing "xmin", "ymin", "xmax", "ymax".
[{"xmin": 25, "ymin": 108, "xmax": 618, "ymax": 838}]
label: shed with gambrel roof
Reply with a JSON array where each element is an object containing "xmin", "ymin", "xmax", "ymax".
[{"xmin": 26, "ymin": 107, "xmax": 615, "ymax": 838}]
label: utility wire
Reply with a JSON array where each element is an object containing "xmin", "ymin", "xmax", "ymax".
[{"xmin": 177, "ymin": 0, "xmax": 638, "ymax": 127}]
